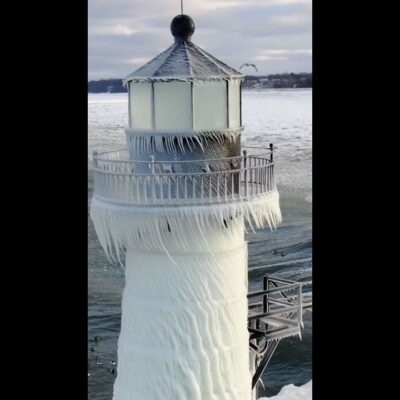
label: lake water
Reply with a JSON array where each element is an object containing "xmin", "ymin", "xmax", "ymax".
[{"xmin": 88, "ymin": 88, "xmax": 312, "ymax": 399}]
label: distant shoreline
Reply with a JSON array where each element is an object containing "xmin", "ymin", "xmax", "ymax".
[{"xmin": 88, "ymin": 73, "xmax": 312, "ymax": 93}]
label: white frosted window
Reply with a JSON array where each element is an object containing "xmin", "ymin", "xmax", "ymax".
[
  {"xmin": 193, "ymin": 81, "xmax": 227, "ymax": 130},
  {"xmin": 154, "ymin": 82, "xmax": 192, "ymax": 130},
  {"xmin": 130, "ymin": 82, "xmax": 152, "ymax": 129},
  {"xmin": 228, "ymin": 79, "xmax": 241, "ymax": 128}
]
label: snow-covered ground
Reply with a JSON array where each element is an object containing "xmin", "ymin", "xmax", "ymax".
[{"xmin": 260, "ymin": 381, "xmax": 312, "ymax": 400}]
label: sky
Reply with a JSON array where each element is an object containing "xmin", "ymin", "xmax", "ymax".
[{"xmin": 88, "ymin": 0, "xmax": 312, "ymax": 80}]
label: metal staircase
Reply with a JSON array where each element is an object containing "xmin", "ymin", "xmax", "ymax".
[{"xmin": 248, "ymin": 274, "xmax": 312, "ymax": 392}]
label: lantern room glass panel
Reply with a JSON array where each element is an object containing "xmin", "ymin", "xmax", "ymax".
[
  {"xmin": 154, "ymin": 82, "xmax": 192, "ymax": 130},
  {"xmin": 228, "ymin": 79, "xmax": 241, "ymax": 129},
  {"xmin": 193, "ymin": 81, "xmax": 227, "ymax": 130},
  {"xmin": 129, "ymin": 82, "xmax": 153, "ymax": 129}
]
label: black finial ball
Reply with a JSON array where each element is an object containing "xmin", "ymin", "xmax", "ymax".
[{"xmin": 170, "ymin": 15, "xmax": 195, "ymax": 41}]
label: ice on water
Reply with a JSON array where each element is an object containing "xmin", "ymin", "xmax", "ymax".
[{"xmin": 260, "ymin": 380, "xmax": 312, "ymax": 400}]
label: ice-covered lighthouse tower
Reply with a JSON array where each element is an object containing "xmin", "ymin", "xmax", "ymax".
[{"xmin": 91, "ymin": 15, "xmax": 282, "ymax": 400}]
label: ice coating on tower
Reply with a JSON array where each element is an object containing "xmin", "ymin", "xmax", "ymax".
[
  {"xmin": 90, "ymin": 14, "xmax": 282, "ymax": 400},
  {"xmin": 123, "ymin": 42, "xmax": 243, "ymax": 84}
]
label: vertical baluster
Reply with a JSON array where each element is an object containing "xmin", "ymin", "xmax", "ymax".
[
  {"xmin": 131, "ymin": 174, "xmax": 134, "ymax": 203},
  {"xmin": 192, "ymin": 176, "xmax": 196, "ymax": 200},
  {"xmin": 117, "ymin": 173, "xmax": 120, "ymax": 200},
  {"xmin": 264, "ymin": 162, "xmax": 267, "ymax": 192},
  {"xmin": 201, "ymin": 175, "xmax": 204, "ymax": 202},
  {"xmin": 149, "ymin": 155, "xmax": 155, "ymax": 204},
  {"xmin": 261, "ymin": 162, "xmax": 264, "ymax": 193},
  {"xmin": 243, "ymin": 151, "xmax": 248, "ymax": 198},
  {"xmin": 256, "ymin": 161, "xmax": 259, "ymax": 195},
  {"xmin": 254, "ymin": 166, "xmax": 256, "ymax": 196},
  {"xmin": 143, "ymin": 176, "xmax": 146, "ymax": 204},
  {"xmin": 231, "ymin": 172, "xmax": 235, "ymax": 199},
  {"xmin": 224, "ymin": 173, "xmax": 227, "ymax": 201},
  {"xmin": 123, "ymin": 173, "xmax": 126, "ymax": 202},
  {"xmin": 121, "ymin": 174, "xmax": 125, "ymax": 202},
  {"xmin": 168, "ymin": 175, "xmax": 171, "ymax": 205},
  {"xmin": 92, "ymin": 151, "xmax": 98, "ymax": 169},
  {"xmin": 250, "ymin": 168, "xmax": 253, "ymax": 196},
  {"xmin": 136, "ymin": 176, "xmax": 140, "ymax": 203},
  {"xmin": 217, "ymin": 174, "xmax": 220, "ymax": 201},
  {"xmin": 273, "ymin": 163, "xmax": 275, "ymax": 189},
  {"xmin": 106, "ymin": 172, "xmax": 109, "ymax": 198},
  {"xmin": 270, "ymin": 164, "xmax": 272, "ymax": 191},
  {"xmin": 184, "ymin": 176, "xmax": 188, "ymax": 200},
  {"xmin": 269, "ymin": 164, "xmax": 272, "ymax": 191},
  {"xmin": 128, "ymin": 175, "xmax": 131, "ymax": 203},
  {"xmin": 159, "ymin": 176, "xmax": 164, "ymax": 205},
  {"xmin": 263, "ymin": 276, "xmax": 269, "ymax": 332},
  {"xmin": 209, "ymin": 175, "xmax": 212, "ymax": 202},
  {"xmin": 94, "ymin": 170, "xmax": 98, "ymax": 195}
]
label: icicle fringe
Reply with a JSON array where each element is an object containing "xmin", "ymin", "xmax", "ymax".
[
  {"xmin": 125, "ymin": 127, "xmax": 243, "ymax": 156},
  {"xmin": 90, "ymin": 190, "xmax": 282, "ymax": 262}
]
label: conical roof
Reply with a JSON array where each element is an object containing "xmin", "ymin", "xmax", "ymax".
[{"xmin": 124, "ymin": 15, "xmax": 244, "ymax": 84}]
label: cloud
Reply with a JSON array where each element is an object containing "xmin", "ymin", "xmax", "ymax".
[{"xmin": 88, "ymin": 0, "xmax": 312, "ymax": 80}]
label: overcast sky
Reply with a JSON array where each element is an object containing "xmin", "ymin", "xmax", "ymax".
[{"xmin": 88, "ymin": 0, "xmax": 312, "ymax": 80}]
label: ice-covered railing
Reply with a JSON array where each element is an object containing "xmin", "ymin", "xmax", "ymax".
[
  {"xmin": 248, "ymin": 275, "xmax": 310, "ymax": 390},
  {"xmin": 92, "ymin": 148, "xmax": 276, "ymax": 206}
]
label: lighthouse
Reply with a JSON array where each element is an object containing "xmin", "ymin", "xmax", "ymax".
[{"xmin": 90, "ymin": 15, "xmax": 282, "ymax": 400}]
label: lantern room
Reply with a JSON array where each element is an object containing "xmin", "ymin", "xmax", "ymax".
[{"xmin": 123, "ymin": 15, "xmax": 244, "ymax": 160}]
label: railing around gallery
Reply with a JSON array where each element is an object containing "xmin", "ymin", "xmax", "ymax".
[{"xmin": 92, "ymin": 146, "xmax": 276, "ymax": 206}]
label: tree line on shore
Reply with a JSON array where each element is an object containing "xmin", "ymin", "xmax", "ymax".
[{"xmin": 88, "ymin": 73, "xmax": 312, "ymax": 93}]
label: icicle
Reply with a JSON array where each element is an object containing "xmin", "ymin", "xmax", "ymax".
[
  {"xmin": 125, "ymin": 127, "xmax": 243, "ymax": 157},
  {"xmin": 90, "ymin": 190, "xmax": 282, "ymax": 261}
]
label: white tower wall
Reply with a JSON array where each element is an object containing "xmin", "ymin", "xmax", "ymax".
[{"xmin": 113, "ymin": 218, "xmax": 252, "ymax": 400}]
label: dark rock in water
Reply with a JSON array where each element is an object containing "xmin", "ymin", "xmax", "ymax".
[
  {"xmin": 110, "ymin": 368, "xmax": 115, "ymax": 374},
  {"xmin": 94, "ymin": 336, "xmax": 101, "ymax": 342},
  {"xmin": 110, "ymin": 361, "xmax": 116, "ymax": 365},
  {"xmin": 90, "ymin": 347, "xmax": 95, "ymax": 352},
  {"xmin": 280, "ymin": 252, "xmax": 285, "ymax": 257}
]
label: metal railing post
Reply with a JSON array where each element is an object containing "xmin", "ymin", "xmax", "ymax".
[
  {"xmin": 270, "ymin": 143, "xmax": 273, "ymax": 163},
  {"xmin": 92, "ymin": 151, "xmax": 98, "ymax": 169},
  {"xmin": 263, "ymin": 275, "xmax": 269, "ymax": 332}
]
